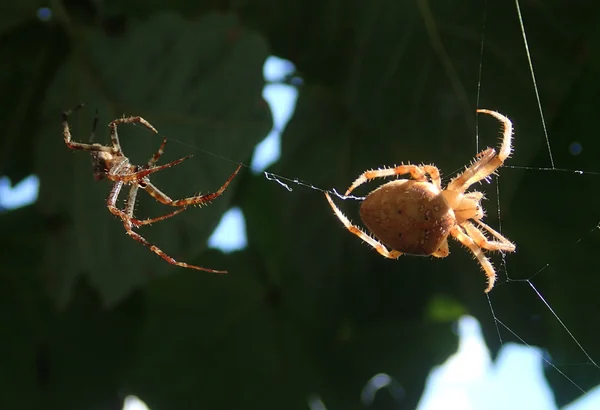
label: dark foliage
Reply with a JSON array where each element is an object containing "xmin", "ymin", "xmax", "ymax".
[{"xmin": 1, "ymin": 1, "xmax": 599, "ymax": 409}]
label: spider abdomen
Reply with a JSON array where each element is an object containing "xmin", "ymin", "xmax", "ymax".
[{"xmin": 359, "ymin": 180, "xmax": 455, "ymax": 255}]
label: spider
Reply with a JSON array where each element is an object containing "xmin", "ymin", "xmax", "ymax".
[
  {"xmin": 324, "ymin": 109, "xmax": 516, "ymax": 293},
  {"xmin": 62, "ymin": 103, "xmax": 242, "ymax": 273}
]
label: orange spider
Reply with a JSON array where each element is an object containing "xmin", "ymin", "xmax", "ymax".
[
  {"xmin": 325, "ymin": 109, "xmax": 516, "ymax": 293},
  {"xmin": 63, "ymin": 103, "xmax": 241, "ymax": 273}
]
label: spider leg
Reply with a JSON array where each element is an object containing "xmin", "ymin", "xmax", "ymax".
[
  {"xmin": 431, "ymin": 239, "xmax": 449, "ymax": 258},
  {"xmin": 345, "ymin": 164, "xmax": 430, "ymax": 196},
  {"xmin": 449, "ymin": 225, "xmax": 496, "ymax": 293},
  {"xmin": 110, "ymin": 155, "xmax": 193, "ymax": 183},
  {"xmin": 106, "ymin": 180, "xmax": 129, "ymax": 221},
  {"xmin": 448, "ymin": 109, "xmax": 513, "ymax": 193},
  {"xmin": 447, "ymin": 148, "xmax": 496, "ymax": 192},
  {"xmin": 121, "ymin": 184, "xmax": 187, "ymax": 227},
  {"xmin": 477, "ymin": 109, "xmax": 512, "ymax": 162},
  {"xmin": 62, "ymin": 104, "xmax": 113, "ymax": 153},
  {"xmin": 107, "ymin": 181, "xmax": 183, "ymax": 226},
  {"xmin": 421, "ymin": 165, "xmax": 442, "ymax": 190},
  {"xmin": 132, "ymin": 208, "xmax": 188, "ymax": 226},
  {"xmin": 107, "ymin": 116, "xmax": 159, "ymax": 156},
  {"xmin": 464, "ymin": 220, "xmax": 516, "ymax": 252},
  {"xmin": 325, "ymin": 192, "xmax": 402, "ymax": 259},
  {"xmin": 110, "ymin": 116, "xmax": 159, "ymax": 134},
  {"xmin": 141, "ymin": 164, "xmax": 242, "ymax": 207},
  {"xmin": 114, "ymin": 183, "xmax": 226, "ymax": 273},
  {"xmin": 121, "ymin": 221, "xmax": 226, "ymax": 272},
  {"xmin": 148, "ymin": 137, "xmax": 167, "ymax": 166}
]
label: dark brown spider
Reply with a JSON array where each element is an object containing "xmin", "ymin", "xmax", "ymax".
[{"xmin": 62, "ymin": 103, "xmax": 242, "ymax": 273}]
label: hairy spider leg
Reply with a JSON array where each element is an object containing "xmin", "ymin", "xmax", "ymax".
[
  {"xmin": 148, "ymin": 137, "xmax": 168, "ymax": 166},
  {"xmin": 104, "ymin": 182, "xmax": 184, "ymax": 228},
  {"xmin": 108, "ymin": 116, "xmax": 158, "ymax": 156},
  {"xmin": 477, "ymin": 109, "xmax": 512, "ymax": 161},
  {"xmin": 104, "ymin": 141, "xmax": 191, "ymax": 225},
  {"xmin": 449, "ymin": 225, "xmax": 496, "ymax": 293},
  {"xmin": 448, "ymin": 109, "xmax": 513, "ymax": 193},
  {"xmin": 130, "ymin": 184, "xmax": 187, "ymax": 226},
  {"xmin": 128, "ymin": 136, "xmax": 192, "ymax": 225},
  {"xmin": 106, "ymin": 180, "xmax": 226, "ymax": 273},
  {"xmin": 142, "ymin": 164, "xmax": 243, "ymax": 207},
  {"xmin": 117, "ymin": 140, "xmax": 190, "ymax": 227},
  {"xmin": 324, "ymin": 191, "xmax": 403, "ymax": 259},
  {"xmin": 110, "ymin": 155, "xmax": 194, "ymax": 183},
  {"xmin": 63, "ymin": 104, "xmax": 113, "ymax": 153},
  {"xmin": 344, "ymin": 164, "xmax": 442, "ymax": 196},
  {"xmin": 421, "ymin": 165, "xmax": 442, "ymax": 189},
  {"xmin": 463, "ymin": 220, "xmax": 515, "ymax": 252}
]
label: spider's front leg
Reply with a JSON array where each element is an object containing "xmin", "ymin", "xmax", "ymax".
[
  {"xmin": 107, "ymin": 116, "xmax": 159, "ymax": 156},
  {"xmin": 448, "ymin": 109, "xmax": 513, "ymax": 193},
  {"xmin": 345, "ymin": 164, "xmax": 440, "ymax": 195},
  {"xmin": 141, "ymin": 164, "xmax": 242, "ymax": 207},
  {"xmin": 111, "ymin": 155, "xmax": 193, "ymax": 183},
  {"xmin": 62, "ymin": 104, "xmax": 113, "ymax": 153}
]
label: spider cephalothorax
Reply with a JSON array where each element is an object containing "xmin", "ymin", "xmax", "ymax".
[
  {"xmin": 325, "ymin": 109, "xmax": 516, "ymax": 293},
  {"xmin": 63, "ymin": 103, "xmax": 241, "ymax": 273}
]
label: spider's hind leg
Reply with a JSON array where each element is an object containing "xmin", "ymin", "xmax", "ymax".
[
  {"xmin": 122, "ymin": 184, "xmax": 187, "ymax": 227},
  {"xmin": 325, "ymin": 192, "xmax": 402, "ymax": 259},
  {"xmin": 123, "ymin": 223, "xmax": 227, "ymax": 273},
  {"xmin": 120, "ymin": 184, "xmax": 226, "ymax": 273},
  {"xmin": 463, "ymin": 221, "xmax": 516, "ymax": 252},
  {"xmin": 449, "ymin": 225, "xmax": 496, "ymax": 293}
]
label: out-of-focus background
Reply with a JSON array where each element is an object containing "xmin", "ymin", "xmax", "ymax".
[{"xmin": 2, "ymin": 2, "xmax": 600, "ymax": 409}]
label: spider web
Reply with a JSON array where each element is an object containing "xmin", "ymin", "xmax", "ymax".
[
  {"xmin": 124, "ymin": 2, "xmax": 600, "ymax": 406},
  {"xmin": 476, "ymin": 1, "xmax": 600, "ymax": 402}
]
